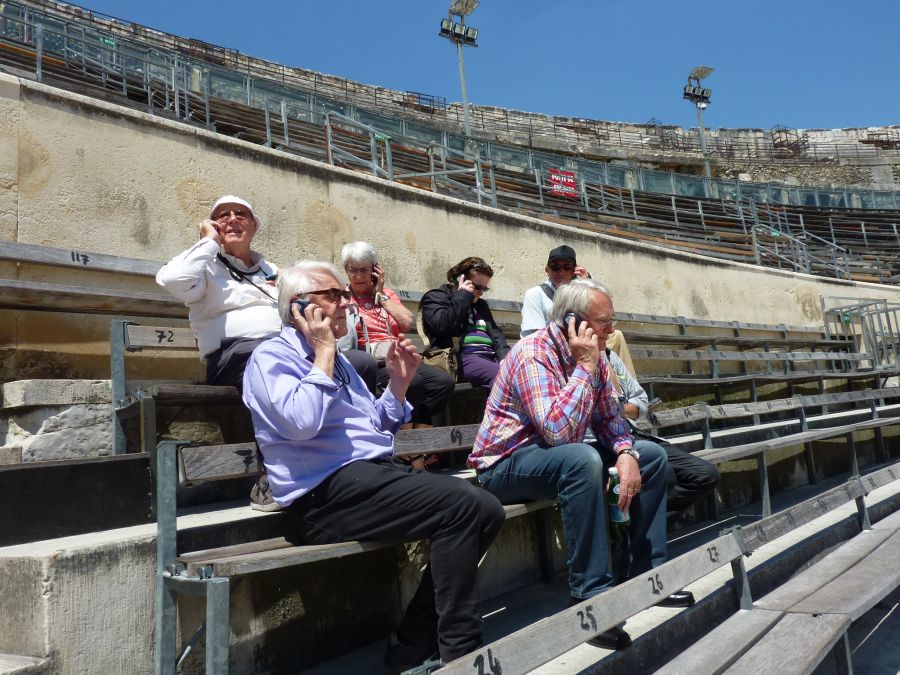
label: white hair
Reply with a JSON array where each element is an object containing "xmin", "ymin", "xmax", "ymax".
[
  {"xmin": 277, "ymin": 260, "xmax": 346, "ymax": 325},
  {"xmin": 548, "ymin": 278, "xmax": 612, "ymax": 325},
  {"xmin": 340, "ymin": 241, "xmax": 379, "ymax": 268}
]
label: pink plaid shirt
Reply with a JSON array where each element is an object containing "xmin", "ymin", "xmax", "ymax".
[{"xmin": 468, "ymin": 322, "xmax": 633, "ymax": 470}]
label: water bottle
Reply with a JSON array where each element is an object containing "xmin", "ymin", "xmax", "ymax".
[{"xmin": 608, "ymin": 467, "xmax": 631, "ymax": 528}]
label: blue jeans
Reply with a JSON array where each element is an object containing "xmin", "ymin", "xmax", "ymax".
[{"xmin": 477, "ymin": 441, "xmax": 668, "ymax": 599}]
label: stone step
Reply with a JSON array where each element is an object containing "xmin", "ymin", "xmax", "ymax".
[{"xmin": 0, "ymin": 653, "xmax": 49, "ymax": 674}]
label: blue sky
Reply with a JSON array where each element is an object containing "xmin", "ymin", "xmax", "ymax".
[{"xmin": 69, "ymin": 0, "xmax": 899, "ymax": 131}]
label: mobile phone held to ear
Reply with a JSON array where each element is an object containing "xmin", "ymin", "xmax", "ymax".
[
  {"xmin": 292, "ymin": 298, "xmax": 310, "ymax": 317},
  {"xmin": 563, "ymin": 312, "xmax": 583, "ymax": 333}
]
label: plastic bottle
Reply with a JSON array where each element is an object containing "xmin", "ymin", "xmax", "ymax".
[{"xmin": 608, "ymin": 467, "xmax": 631, "ymax": 527}]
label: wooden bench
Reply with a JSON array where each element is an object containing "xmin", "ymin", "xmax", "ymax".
[
  {"xmin": 153, "ymin": 425, "xmax": 556, "ymax": 675},
  {"xmin": 441, "ymin": 461, "xmax": 900, "ymax": 675},
  {"xmin": 657, "ymin": 463, "xmax": 900, "ymax": 674},
  {"xmin": 643, "ymin": 388, "xmax": 900, "ymax": 516}
]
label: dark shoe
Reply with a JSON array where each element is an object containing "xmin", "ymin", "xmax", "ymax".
[
  {"xmin": 587, "ymin": 624, "xmax": 632, "ymax": 650},
  {"xmin": 384, "ymin": 634, "xmax": 440, "ymax": 673},
  {"xmin": 250, "ymin": 473, "xmax": 282, "ymax": 512},
  {"xmin": 656, "ymin": 591, "xmax": 695, "ymax": 608}
]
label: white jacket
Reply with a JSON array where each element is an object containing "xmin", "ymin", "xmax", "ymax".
[{"xmin": 156, "ymin": 237, "xmax": 280, "ymax": 356}]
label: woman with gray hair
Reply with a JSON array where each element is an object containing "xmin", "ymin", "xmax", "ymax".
[{"xmin": 340, "ymin": 241, "xmax": 455, "ymax": 427}]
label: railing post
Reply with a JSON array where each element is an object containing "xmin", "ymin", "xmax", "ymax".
[
  {"xmin": 34, "ymin": 24, "xmax": 43, "ymax": 82},
  {"xmin": 281, "ymin": 100, "xmax": 289, "ymax": 146},
  {"xmin": 264, "ymin": 104, "xmax": 272, "ymax": 147},
  {"xmin": 325, "ymin": 113, "xmax": 334, "ymax": 166}
]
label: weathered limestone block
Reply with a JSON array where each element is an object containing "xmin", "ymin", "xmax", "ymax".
[
  {"xmin": 1, "ymin": 380, "xmax": 111, "ymax": 409},
  {"xmin": 7, "ymin": 404, "xmax": 112, "ymax": 462}
]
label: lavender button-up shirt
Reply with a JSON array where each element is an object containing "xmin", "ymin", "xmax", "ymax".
[{"xmin": 242, "ymin": 326, "xmax": 412, "ymax": 507}]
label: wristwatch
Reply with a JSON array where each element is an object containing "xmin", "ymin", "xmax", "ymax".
[
  {"xmin": 375, "ymin": 293, "xmax": 388, "ymax": 306},
  {"xmin": 619, "ymin": 447, "xmax": 640, "ymax": 461}
]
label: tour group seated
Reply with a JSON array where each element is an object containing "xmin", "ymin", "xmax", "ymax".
[{"xmin": 156, "ymin": 194, "xmax": 720, "ymax": 670}]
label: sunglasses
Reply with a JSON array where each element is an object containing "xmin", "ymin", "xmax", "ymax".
[
  {"xmin": 214, "ymin": 208, "xmax": 252, "ymax": 221},
  {"xmin": 306, "ymin": 288, "xmax": 352, "ymax": 302},
  {"xmin": 548, "ymin": 262, "xmax": 576, "ymax": 272},
  {"xmin": 472, "ymin": 283, "xmax": 490, "ymax": 292}
]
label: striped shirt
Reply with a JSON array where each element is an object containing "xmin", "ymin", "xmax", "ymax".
[
  {"xmin": 468, "ymin": 322, "xmax": 633, "ymax": 470},
  {"xmin": 461, "ymin": 308, "xmax": 495, "ymax": 356}
]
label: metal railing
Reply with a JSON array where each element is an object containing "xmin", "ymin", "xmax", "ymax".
[
  {"xmin": 2, "ymin": 6, "xmax": 897, "ymax": 284},
  {"xmin": 823, "ymin": 297, "xmax": 900, "ymax": 369},
  {"xmin": 4, "ymin": 0, "xmax": 900, "ymax": 210}
]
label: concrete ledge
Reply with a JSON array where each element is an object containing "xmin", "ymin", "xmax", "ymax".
[
  {"xmin": 1, "ymin": 380, "xmax": 111, "ymax": 409},
  {"xmin": 0, "ymin": 654, "xmax": 49, "ymax": 675}
]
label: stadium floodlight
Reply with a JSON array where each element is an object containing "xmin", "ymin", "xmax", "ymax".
[
  {"xmin": 449, "ymin": 0, "xmax": 479, "ymax": 16},
  {"xmin": 683, "ymin": 65, "xmax": 715, "ymax": 178},
  {"xmin": 438, "ymin": 1, "xmax": 480, "ymax": 143}
]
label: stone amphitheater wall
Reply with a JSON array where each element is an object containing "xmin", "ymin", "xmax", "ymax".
[{"xmin": 2, "ymin": 72, "xmax": 899, "ymax": 382}]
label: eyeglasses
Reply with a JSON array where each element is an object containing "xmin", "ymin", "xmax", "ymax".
[
  {"xmin": 472, "ymin": 283, "xmax": 490, "ymax": 292},
  {"xmin": 346, "ymin": 266, "xmax": 373, "ymax": 276},
  {"xmin": 214, "ymin": 208, "xmax": 252, "ymax": 222},
  {"xmin": 593, "ymin": 317, "xmax": 616, "ymax": 330},
  {"xmin": 548, "ymin": 262, "xmax": 576, "ymax": 272},
  {"xmin": 305, "ymin": 288, "xmax": 352, "ymax": 303}
]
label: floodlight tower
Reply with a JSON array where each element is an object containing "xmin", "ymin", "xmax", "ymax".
[
  {"xmin": 439, "ymin": 0, "xmax": 479, "ymax": 141},
  {"xmin": 683, "ymin": 65, "xmax": 714, "ymax": 178}
]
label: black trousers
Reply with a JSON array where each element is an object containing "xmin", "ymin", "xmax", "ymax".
[
  {"xmin": 206, "ymin": 338, "xmax": 379, "ymax": 395},
  {"xmin": 282, "ymin": 457, "xmax": 506, "ymax": 662},
  {"xmin": 661, "ymin": 441, "xmax": 721, "ymax": 518},
  {"xmin": 376, "ymin": 362, "xmax": 455, "ymax": 424}
]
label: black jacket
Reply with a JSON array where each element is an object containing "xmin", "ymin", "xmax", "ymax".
[{"xmin": 421, "ymin": 283, "xmax": 510, "ymax": 360}]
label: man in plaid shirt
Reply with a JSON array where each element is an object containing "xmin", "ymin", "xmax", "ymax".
[{"xmin": 469, "ymin": 278, "xmax": 670, "ymax": 650}]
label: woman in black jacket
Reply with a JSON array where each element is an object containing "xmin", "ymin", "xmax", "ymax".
[{"xmin": 421, "ymin": 257, "xmax": 510, "ymax": 390}]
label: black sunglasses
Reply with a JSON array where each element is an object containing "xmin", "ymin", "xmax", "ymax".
[
  {"xmin": 472, "ymin": 283, "xmax": 490, "ymax": 292},
  {"xmin": 548, "ymin": 262, "xmax": 575, "ymax": 272},
  {"xmin": 306, "ymin": 288, "xmax": 352, "ymax": 302}
]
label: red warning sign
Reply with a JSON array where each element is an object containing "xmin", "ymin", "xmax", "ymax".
[{"xmin": 548, "ymin": 169, "xmax": 578, "ymax": 199}]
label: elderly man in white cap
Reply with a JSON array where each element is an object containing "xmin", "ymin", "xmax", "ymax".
[{"xmin": 157, "ymin": 195, "xmax": 283, "ymax": 390}]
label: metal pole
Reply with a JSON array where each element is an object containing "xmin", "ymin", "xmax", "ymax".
[
  {"xmin": 696, "ymin": 103, "xmax": 711, "ymax": 178},
  {"xmin": 456, "ymin": 40, "xmax": 471, "ymax": 140},
  {"xmin": 35, "ymin": 24, "xmax": 43, "ymax": 82}
]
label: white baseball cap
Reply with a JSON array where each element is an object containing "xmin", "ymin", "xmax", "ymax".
[{"xmin": 209, "ymin": 195, "xmax": 258, "ymax": 226}]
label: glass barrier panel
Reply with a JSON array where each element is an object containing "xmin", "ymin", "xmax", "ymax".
[
  {"xmin": 857, "ymin": 192, "xmax": 875, "ymax": 209},
  {"xmin": 0, "ymin": 9, "xmax": 25, "ymax": 42},
  {"xmin": 606, "ymin": 165, "xmax": 628, "ymax": 188},
  {"xmin": 313, "ymin": 98, "xmax": 348, "ymax": 117},
  {"xmin": 357, "ymin": 110, "xmax": 402, "ymax": 136},
  {"xmin": 404, "ymin": 121, "xmax": 443, "ymax": 146},
  {"xmin": 209, "ymin": 69, "xmax": 245, "ymax": 103},
  {"xmin": 674, "ymin": 174, "xmax": 705, "ymax": 197},
  {"xmin": 874, "ymin": 192, "xmax": 896, "ymax": 208},
  {"xmin": 821, "ymin": 191, "xmax": 847, "ymax": 208},
  {"xmin": 36, "ymin": 16, "xmax": 66, "ymax": 55},
  {"xmin": 643, "ymin": 170, "xmax": 673, "ymax": 194},
  {"xmin": 490, "ymin": 145, "xmax": 529, "ymax": 168},
  {"xmin": 446, "ymin": 134, "xmax": 466, "ymax": 152},
  {"xmin": 719, "ymin": 182, "xmax": 740, "ymax": 202},
  {"xmin": 799, "ymin": 188, "xmax": 818, "ymax": 206},
  {"xmin": 767, "ymin": 186, "xmax": 788, "ymax": 204},
  {"xmin": 739, "ymin": 186, "xmax": 766, "ymax": 203},
  {"xmin": 532, "ymin": 151, "xmax": 566, "ymax": 169}
]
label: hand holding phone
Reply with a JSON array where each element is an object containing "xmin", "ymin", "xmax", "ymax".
[
  {"xmin": 292, "ymin": 298, "xmax": 310, "ymax": 318},
  {"xmin": 563, "ymin": 312, "xmax": 583, "ymax": 334},
  {"xmin": 371, "ymin": 263, "xmax": 384, "ymax": 292},
  {"xmin": 458, "ymin": 274, "xmax": 475, "ymax": 293}
]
